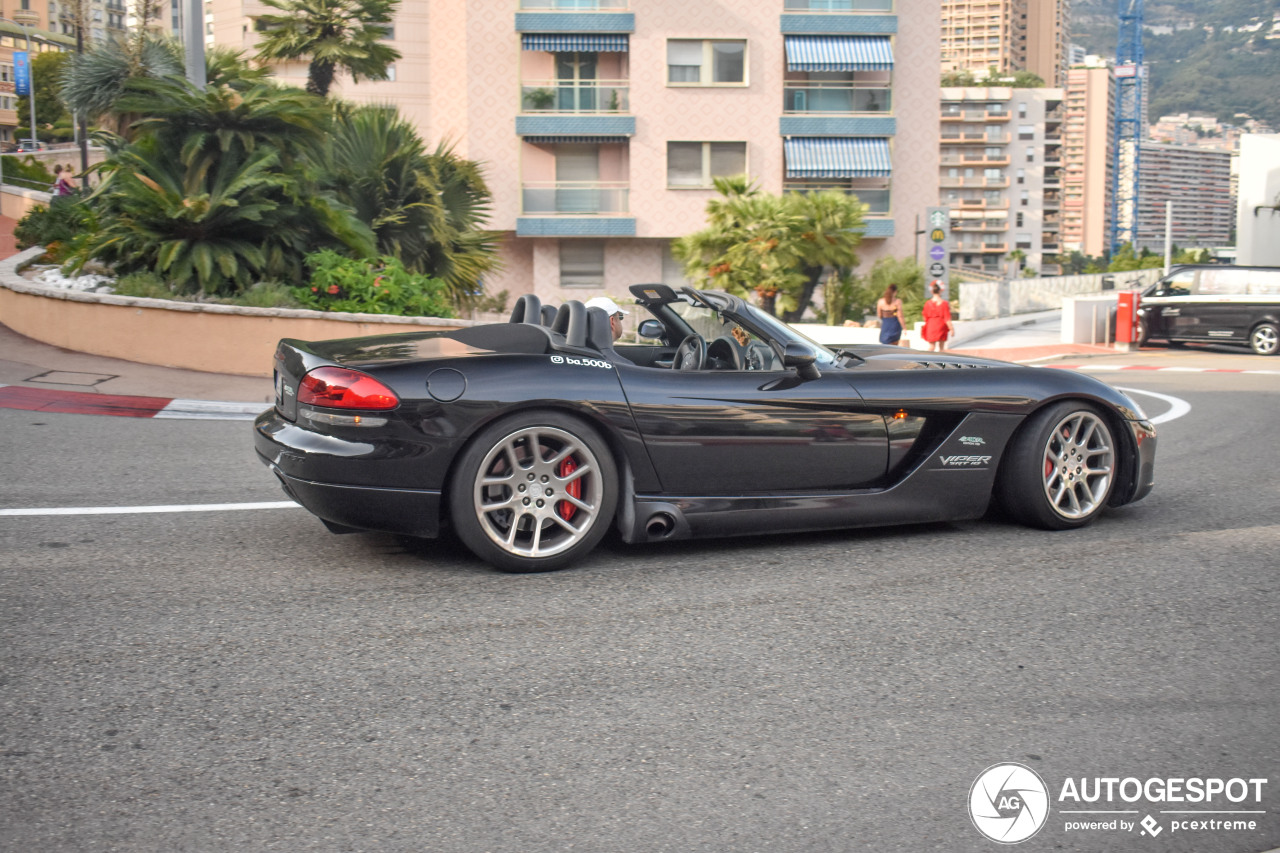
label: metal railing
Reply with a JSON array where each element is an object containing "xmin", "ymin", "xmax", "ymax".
[
  {"xmin": 521, "ymin": 81, "xmax": 629, "ymax": 113},
  {"xmin": 781, "ymin": 184, "xmax": 889, "ymax": 214},
  {"xmin": 783, "ymin": 84, "xmax": 891, "ymax": 114},
  {"xmin": 522, "ymin": 181, "xmax": 629, "ymax": 215},
  {"xmin": 518, "ymin": 0, "xmax": 627, "ymax": 9}
]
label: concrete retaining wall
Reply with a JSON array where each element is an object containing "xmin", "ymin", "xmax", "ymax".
[
  {"xmin": 0, "ymin": 247, "xmax": 473, "ymax": 377},
  {"xmin": 959, "ymin": 269, "xmax": 1163, "ymax": 320}
]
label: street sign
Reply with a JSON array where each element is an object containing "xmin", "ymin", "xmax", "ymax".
[
  {"xmin": 925, "ymin": 206, "xmax": 951, "ymax": 298},
  {"xmin": 13, "ymin": 52, "xmax": 29, "ymax": 98}
]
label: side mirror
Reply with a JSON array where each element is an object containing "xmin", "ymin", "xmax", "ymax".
[
  {"xmin": 638, "ymin": 319, "xmax": 665, "ymax": 340},
  {"xmin": 783, "ymin": 342, "xmax": 821, "ymax": 381}
]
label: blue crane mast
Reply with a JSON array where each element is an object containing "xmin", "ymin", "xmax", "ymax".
[{"xmin": 1109, "ymin": 0, "xmax": 1144, "ymax": 257}]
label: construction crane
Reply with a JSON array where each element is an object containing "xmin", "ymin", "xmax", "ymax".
[{"xmin": 1109, "ymin": 0, "xmax": 1144, "ymax": 257}]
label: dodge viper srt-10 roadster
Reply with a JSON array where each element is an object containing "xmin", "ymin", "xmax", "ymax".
[{"xmin": 254, "ymin": 284, "xmax": 1157, "ymax": 572}]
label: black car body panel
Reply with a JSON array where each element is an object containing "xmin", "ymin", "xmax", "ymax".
[{"xmin": 254, "ymin": 287, "xmax": 1157, "ymax": 569}]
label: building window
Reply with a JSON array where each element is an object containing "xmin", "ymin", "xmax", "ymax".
[
  {"xmin": 1016, "ymin": 168, "xmax": 1025, "ymax": 184},
  {"xmin": 1025, "ymin": 148, "xmax": 1034, "ymax": 162},
  {"xmin": 560, "ymin": 241, "xmax": 605, "ymax": 288},
  {"xmin": 1016, "ymin": 232, "xmax": 1032, "ymax": 248},
  {"xmin": 1020, "ymin": 190, "xmax": 1029, "ymax": 207},
  {"xmin": 1016, "ymin": 212, "xmax": 1024, "ymax": 226},
  {"xmin": 1017, "ymin": 124, "xmax": 1034, "ymax": 140},
  {"xmin": 667, "ymin": 39, "xmax": 746, "ymax": 85},
  {"xmin": 1018, "ymin": 102, "xmax": 1027, "ymax": 118},
  {"xmin": 667, "ymin": 141, "xmax": 747, "ymax": 187}
]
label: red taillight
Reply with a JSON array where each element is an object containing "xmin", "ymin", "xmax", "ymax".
[{"xmin": 298, "ymin": 367, "xmax": 399, "ymax": 410}]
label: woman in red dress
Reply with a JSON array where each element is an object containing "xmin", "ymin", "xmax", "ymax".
[{"xmin": 920, "ymin": 283, "xmax": 955, "ymax": 352}]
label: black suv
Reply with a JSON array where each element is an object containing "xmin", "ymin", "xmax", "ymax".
[{"xmin": 1138, "ymin": 265, "xmax": 1280, "ymax": 356}]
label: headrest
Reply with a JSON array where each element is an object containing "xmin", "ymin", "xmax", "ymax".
[
  {"xmin": 586, "ymin": 306, "xmax": 614, "ymax": 352},
  {"xmin": 551, "ymin": 300, "xmax": 588, "ymax": 347},
  {"xmin": 509, "ymin": 293, "xmax": 542, "ymax": 325}
]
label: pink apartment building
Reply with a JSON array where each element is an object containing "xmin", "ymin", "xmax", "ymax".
[{"xmin": 208, "ymin": 0, "xmax": 940, "ymax": 314}]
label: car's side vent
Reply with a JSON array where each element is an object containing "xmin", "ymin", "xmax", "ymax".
[{"xmin": 914, "ymin": 361, "xmax": 993, "ymax": 370}]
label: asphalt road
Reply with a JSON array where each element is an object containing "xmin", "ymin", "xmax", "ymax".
[{"xmin": 2, "ymin": 354, "xmax": 1277, "ymax": 853}]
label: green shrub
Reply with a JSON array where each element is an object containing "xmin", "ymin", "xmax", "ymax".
[
  {"xmin": 291, "ymin": 250, "xmax": 454, "ymax": 317},
  {"xmin": 2, "ymin": 155, "xmax": 56, "ymax": 190},
  {"xmin": 237, "ymin": 280, "xmax": 301, "ymax": 309},
  {"xmin": 112, "ymin": 271, "xmax": 174, "ymax": 299},
  {"xmin": 13, "ymin": 197, "xmax": 93, "ymax": 262}
]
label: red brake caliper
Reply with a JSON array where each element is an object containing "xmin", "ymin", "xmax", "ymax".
[{"xmin": 557, "ymin": 457, "xmax": 581, "ymax": 521}]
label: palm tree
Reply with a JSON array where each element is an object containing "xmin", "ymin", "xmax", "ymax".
[
  {"xmin": 61, "ymin": 36, "xmax": 272, "ymax": 138},
  {"xmin": 254, "ymin": 0, "xmax": 401, "ymax": 98},
  {"xmin": 674, "ymin": 178, "xmax": 865, "ymax": 318},
  {"xmin": 326, "ymin": 105, "xmax": 500, "ymax": 306},
  {"xmin": 68, "ymin": 77, "xmax": 373, "ymax": 295}
]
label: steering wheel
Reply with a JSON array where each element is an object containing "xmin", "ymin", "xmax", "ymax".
[
  {"xmin": 707, "ymin": 337, "xmax": 743, "ymax": 370},
  {"xmin": 672, "ymin": 334, "xmax": 706, "ymax": 371}
]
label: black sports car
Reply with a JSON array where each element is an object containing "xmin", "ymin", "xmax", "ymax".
[{"xmin": 254, "ymin": 284, "xmax": 1157, "ymax": 572}]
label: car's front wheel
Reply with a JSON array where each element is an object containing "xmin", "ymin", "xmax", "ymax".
[
  {"xmin": 997, "ymin": 402, "xmax": 1117, "ymax": 530},
  {"xmin": 1249, "ymin": 322, "xmax": 1279, "ymax": 356},
  {"xmin": 449, "ymin": 412, "xmax": 618, "ymax": 572}
]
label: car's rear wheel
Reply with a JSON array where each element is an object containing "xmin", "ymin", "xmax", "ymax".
[
  {"xmin": 450, "ymin": 412, "xmax": 617, "ymax": 572},
  {"xmin": 997, "ymin": 402, "xmax": 1117, "ymax": 530},
  {"xmin": 1249, "ymin": 322, "xmax": 1279, "ymax": 356}
]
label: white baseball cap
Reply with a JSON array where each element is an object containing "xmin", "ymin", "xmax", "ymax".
[{"xmin": 584, "ymin": 296, "xmax": 628, "ymax": 316}]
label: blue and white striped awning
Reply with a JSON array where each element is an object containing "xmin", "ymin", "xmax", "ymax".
[
  {"xmin": 523, "ymin": 135, "xmax": 630, "ymax": 144},
  {"xmin": 522, "ymin": 34, "xmax": 629, "ymax": 52},
  {"xmin": 784, "ymin": 137, "xmax": 892, "ymax": 179},
  {"xmin": 784, "ymin": 36, "xmax": 894, "ymax": 72}
]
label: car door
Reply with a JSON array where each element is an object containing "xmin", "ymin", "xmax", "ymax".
[
  {"xmin": 619, "ymin": 366, "xmax": 888, "ymax": 496},
  {"xmin": 1142, "ymin": 267, "xmax": 1196, "ymax": 340}
]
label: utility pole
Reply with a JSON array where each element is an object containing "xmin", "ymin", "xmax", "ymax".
[{"xmin": 74, "ymin": 0, "xmax": 88, "ymax": 176}]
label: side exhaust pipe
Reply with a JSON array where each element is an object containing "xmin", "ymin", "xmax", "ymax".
[{"xmin": 645, "ymin": 512, "xmax": 676, "ymax": 540}]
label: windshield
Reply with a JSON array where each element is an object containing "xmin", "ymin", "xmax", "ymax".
[{"xmin": 733, "ymin": 301, "xmax": 838, "ymax": 365}]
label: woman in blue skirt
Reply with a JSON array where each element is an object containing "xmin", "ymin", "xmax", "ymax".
[{"xmin": 877, "ymin": 284, "xmax": 906, "ymax": 346}]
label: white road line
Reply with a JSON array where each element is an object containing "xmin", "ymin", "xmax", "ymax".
[
  {"xmin": 1116, "ymin": 386, "xmax": 1192, "ymax": 425},
  {"xmin": 0, "ymin": 501, "xmax": 301, "ymax": 517},
  {"xmin": 154, "ymin": 399, "xmax": 267, "ymax": 421}
]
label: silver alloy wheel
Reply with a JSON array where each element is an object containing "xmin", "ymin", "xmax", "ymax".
[
  {"xmin": 1041, "ymin": 411, "xmax": 1115, "ymax": 521},
  {"xmin": 472, "ymin": 425, "xmax": 604, "ymax": 559},
  {"xmin": 1251, "ymin": 324, "xmax": 1278, "ymax": 356}
]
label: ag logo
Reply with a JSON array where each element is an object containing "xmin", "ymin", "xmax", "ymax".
[{"xmin": 969, "ymin": 763, "xmax": 1050, "ymax": 844}]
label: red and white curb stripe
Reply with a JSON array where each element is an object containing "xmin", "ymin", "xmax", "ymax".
[
  {"xmin": 1047, "ymin": 364, "xmax": 1280, "ymax": 375},
  {"xmin": 0, "ymin": 384, "xmax": 263, "ymax": 420}
]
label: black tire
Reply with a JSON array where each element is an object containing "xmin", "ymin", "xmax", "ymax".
[
  {"xmin": 1135, "ymin": 315, "xmax": 1149, "ymax": 347},
  {"xmin": 1249, "ymin": 322, "xmax": 1279, "ymax": 356},
  {"xmin": 997, "ymin": 401, "xmax": 1117, "ymax": 530},
  {"xmin": 449, "ymin": 411, "xmax": 618, "ymax": 572}
]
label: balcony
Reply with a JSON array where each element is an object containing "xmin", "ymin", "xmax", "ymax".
[
  {"xmin": 522, "ymin": 181, "xmax": 629, "ymax": 216},
  {"xmin": 953, "ymin": 241, "xmax": 1008, "ymax": 253},
  {"xmin": 941, "ymin": 132, "xmax": 1009, "ymax": 144},
  {"xmin": 952, "ymin": 221, "xmax": 1008, "ymax": 233},
  {"xmin": 784, "ymin": 83, "xmax": 891, "ymax": 114},
  {"xmin": 521, "ymin": 80, "xmax": 629, "ymax": 113},
  {"xmin": 940, "ymin": 176, "xmax": 1010, "ymax": 189},
  {"xmin": 783, "ymin": 0, "xmax": 895, "ymax": 10},
  {"xmin": 941, "ymin": 109, "xmax": 1010, "ymax": 123}
]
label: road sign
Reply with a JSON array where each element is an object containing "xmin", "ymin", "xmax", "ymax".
[{"xmin": 924, "ymin": 207, "xmax": 951, "ymax": 297}]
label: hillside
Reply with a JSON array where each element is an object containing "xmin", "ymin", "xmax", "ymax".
[{"xmin": 1071, "ymin": 0, "xmax": 1280, "ymax": 127}]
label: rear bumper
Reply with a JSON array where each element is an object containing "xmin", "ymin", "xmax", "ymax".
[
  {"xmin": 254, "ymin": 409, "xmax": 441, "ymax": 537},
  {"xmin": 261, "ymin": 454, "xmax": 442, "ymax": 538}
]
